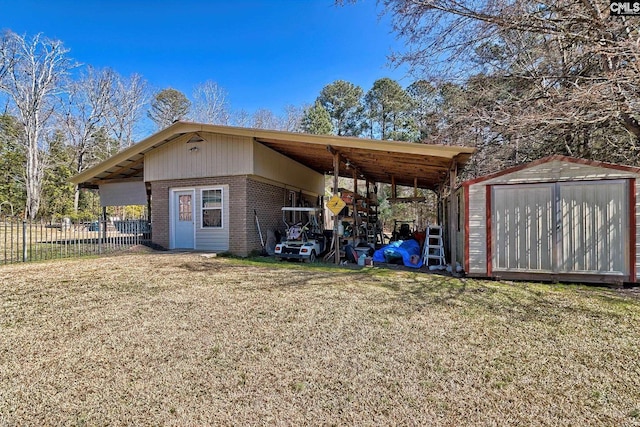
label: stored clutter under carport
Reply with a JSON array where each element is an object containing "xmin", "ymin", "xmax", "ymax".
[{"xmin": 454, "ymin": 155, "xmax": 640, "ymax": 284}]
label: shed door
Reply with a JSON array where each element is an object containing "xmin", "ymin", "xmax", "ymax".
[
  {"xmin": 492, "ymin": 180, "xmax": 629, "ymax": 276},
  {"xmin": 558, "ymin": 181, "xmax": 628, "ymax": 275},
  {"xmin": 492, "ymin": 184, "xmax": 554, "ymax": 272}
]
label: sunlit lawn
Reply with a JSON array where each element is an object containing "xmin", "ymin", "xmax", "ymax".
[{"xmin": 1, "ymin": 252, "xmax": 639, "ymax": 425}]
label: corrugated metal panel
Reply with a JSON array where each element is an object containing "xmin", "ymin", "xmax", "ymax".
[
  {"xmin": 195, "ymin": 185, "xmax": 230, "ymax": 251},
  {"xmin": 467, "ymin": 184, "xmax": 487, "ymax": 273},
  {"xmin": 492, "ymin": 184, "xmax": 554, "ymax": 272},
  {"xmin": 559, "ymin": 181, "xmax": 627, "ymax": 275},
  {"xmin": 145, "ymin": 133, "xmax": 253, "ymax": 181}
]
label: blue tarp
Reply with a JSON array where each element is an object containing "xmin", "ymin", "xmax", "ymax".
[{"xmin": 372, "ymin": 239, "xmax": 423, "ymax": 268}]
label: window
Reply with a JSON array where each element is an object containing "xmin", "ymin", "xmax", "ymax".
[
  {"xmin": 201, "ymin": 188, "xmax": 223, "ymax": 228},
  {"xmin": 178, "ymin": 194, "xmax": 192, "ymax": 221}
]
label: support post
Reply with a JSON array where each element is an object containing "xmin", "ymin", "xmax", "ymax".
[
  {"xmin": 22, "ymin": 219, "xmax": 27, "ymax": 262},
  {"xmin": 333, "ymin": 151, "xmax": 340, "ymax": 264},
  {"xmin": 448, "ymin": 159, "xmax": 458, "ymax": 274},
  {"xmin": 391, "ymin": 176, "xmax": 397, "ymax": 200}
]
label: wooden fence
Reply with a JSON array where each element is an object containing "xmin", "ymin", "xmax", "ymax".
[{"xmin": 0, "ymin": 216, "xmax": 151, "ymax": 265}]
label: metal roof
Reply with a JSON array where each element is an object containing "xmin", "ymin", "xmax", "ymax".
[{"xmin": 71, "ymin": 121, "xmax": 475, "ymax": 190}]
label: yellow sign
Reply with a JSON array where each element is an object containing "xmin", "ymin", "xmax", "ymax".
[{"xmin": 326, "ymin": 194, "xmax": 346, "ymax": 216}]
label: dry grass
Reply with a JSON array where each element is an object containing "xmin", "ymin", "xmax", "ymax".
[{"xmin": 1, "ymin": 253, "xmax": 639, "ymax": 426}]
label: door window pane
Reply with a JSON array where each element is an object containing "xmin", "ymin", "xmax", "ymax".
[{"xmin": 179, "ymin": 195, "xmax": 192, "ymax": 221}]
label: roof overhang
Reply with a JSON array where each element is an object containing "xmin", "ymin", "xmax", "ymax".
[{"xmin": 71, "ymin": 121, "xmax": 476, "ymax": 190}]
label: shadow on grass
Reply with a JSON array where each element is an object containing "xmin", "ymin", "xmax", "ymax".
[{"xmin": 174, "ymin": 256, "xmax": 640, "ymax": 324}]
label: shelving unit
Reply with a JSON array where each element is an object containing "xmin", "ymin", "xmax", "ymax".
[{"xmin": 339, "ymin": 188, "xmax": 382, "ymax": 248}]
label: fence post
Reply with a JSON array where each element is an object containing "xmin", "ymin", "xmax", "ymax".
[{"xmin": 22, "ymin": 219, "xmax": 27, "ymax": 262}]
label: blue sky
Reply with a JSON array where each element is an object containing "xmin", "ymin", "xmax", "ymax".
[{"xmin": 1, "ymin": 0, "xmax": 410, "ymax": 115}]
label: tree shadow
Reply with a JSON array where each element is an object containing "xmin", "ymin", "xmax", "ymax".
[{"xmin": 174, "ymin": 258, "xmax": 639, "ymax": 325}]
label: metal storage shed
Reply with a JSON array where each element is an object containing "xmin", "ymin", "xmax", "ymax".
[{"xmin": 454, "ymin": 155, "xmax": 640, "ymax": 284}]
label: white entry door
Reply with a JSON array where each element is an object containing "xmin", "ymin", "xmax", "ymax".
[{"xmin": 172, "ymin": 190, "xmax": 195, "ymax": 249}]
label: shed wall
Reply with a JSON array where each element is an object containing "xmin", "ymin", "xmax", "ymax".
[
  {"xmin": 465, "ymin": 160, "xmax": 640, "ymax": 282},
  {"xmin": 466, "ymin": 184, "xmax": 488, "ymax": 274}
]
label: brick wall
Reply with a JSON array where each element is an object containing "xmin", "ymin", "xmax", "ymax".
[
  {"xmin": 246, "ymin": 178, "xmax": 289, "ymax": 253},
  {"xmin": 150, "ymin": 176, "xmax": 288, "ymax": 256}
]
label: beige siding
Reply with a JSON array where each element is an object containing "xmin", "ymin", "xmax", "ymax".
[
  {"xmin": 145, "ymin": 133, "xmax": 253, "ymax": 182},
  {"xmin": 467, "ymin": 185, "xmax": 487, "ymax": 274},
  {"xmin": 483, "ymin": 160, "xmax": 638, "ymax": 185},
  {"xmin": 194, "ymin": 185, "xmax": 230, "ymax": 252},
  {"xmin": 252, "ymin": 141, "xmax": 324, "ymax": 195}
]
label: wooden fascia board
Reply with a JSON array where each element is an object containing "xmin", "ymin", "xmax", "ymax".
[{"xmin": 257, "ymin": 135, "xmax": 474, "ymax": 160}]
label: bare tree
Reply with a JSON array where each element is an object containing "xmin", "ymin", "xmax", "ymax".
[
  {"xmin": 106, "ymin": 72, "xmax": 148, "ymax": 148},
  {"xmin": 371, "ymin": 0, "xmax": 640, "ymax": 166},
  {"xmin": 251, "ymin": 108, "xmax": 282, "ymax": 130},
  {"xmin": 230, "ymin": 109, "xmax": 251, "ymax": 128},
  {"xmin": 280, "ymin": 104, "xmax": 304, "ymax": 132},
  {"xmin": 59, "ymin": 66, "xmax": 116, "ymax": 212},
  {"xmin": 0, "ymin": 31, "xmax": 75, "ymax": 218},
  {"xmin": 191, "ymin": 80, "xmax": 229, "ymax": 125}
]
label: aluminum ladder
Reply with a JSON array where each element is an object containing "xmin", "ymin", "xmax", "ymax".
[{"xmin": 422, "ymin": 224, "xmax": 446, "ymax": 266}]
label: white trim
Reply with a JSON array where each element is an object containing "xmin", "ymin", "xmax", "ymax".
[
  {"xmin": 200, "ymin": 187, "xmax": 224, "ymax": 230},
  {"xmin": 169, "ymin": 188, "xmax": 196, "ymax": 249}
]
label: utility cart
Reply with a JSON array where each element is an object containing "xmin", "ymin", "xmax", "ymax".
[{"xmin": 274, "ymin": 207, "xmax": 327, "ymax": 262}]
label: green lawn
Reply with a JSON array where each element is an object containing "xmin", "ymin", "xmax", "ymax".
[{"xmin": 1, "ymin": 252, "xmax": 639, "ymax": 426}]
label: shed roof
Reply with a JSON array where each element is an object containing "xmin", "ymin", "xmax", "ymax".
[
  {"xmin": 71, "ymin": 121, "xmax": 475, "ymax": 190},
  {"xmin": 461, "ymin": 155, "xmax": 640, "ymax": 187}
]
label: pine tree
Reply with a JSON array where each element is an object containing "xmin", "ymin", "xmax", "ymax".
[
  {"xmin": 300, "ymin": 100, "xmax": 332, "ymax": 135},
  {"xmin": 317, "ymin": 80, "xmax": 365, "ymax": 136},
  {"xmin": 0, "ymin": 114, "xmax": 26, "ymax": 216},
  {"xmin": 147, "ymin": 88, "xmax": 190, "ymax": 130}
]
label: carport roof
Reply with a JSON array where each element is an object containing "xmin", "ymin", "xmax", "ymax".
[{"xmin": 71, "ymin": 121, "xmax": 475, "ymax": 190}]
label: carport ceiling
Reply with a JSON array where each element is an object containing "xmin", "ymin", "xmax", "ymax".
[
  {"xmin": 71, "ymin": 122, "xmax": 475, "ymax": 190},
  {"xmin": 255, "ymin": 136, "xmax": 471, "ymax": 189}
]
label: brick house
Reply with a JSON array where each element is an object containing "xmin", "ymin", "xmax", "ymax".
[{"xmin": 72, "ymin": 122, "xmax": 474, "ymax": 257}]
